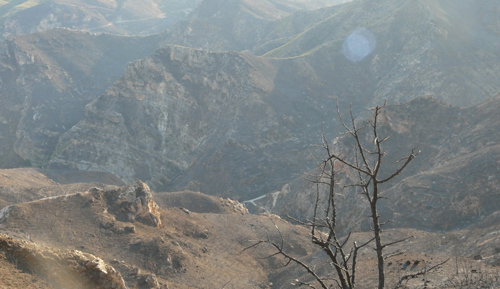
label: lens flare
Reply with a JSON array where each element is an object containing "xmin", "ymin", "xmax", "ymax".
[{"xmin": 342, "ymin": 28, "xmax": 377, "ymax": 62}]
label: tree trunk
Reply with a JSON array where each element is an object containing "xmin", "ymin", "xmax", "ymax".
[{"xmin": 371, "ymin": 198, "xmax": 385, "ymax": 289}]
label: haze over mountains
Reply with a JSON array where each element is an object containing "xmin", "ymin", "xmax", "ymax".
[
  {"xmin": 32, "ymin": 0, "xmax": 500, "ymax": 198},
  {"xmin": 256, "ymin": 95, "xmax": 500, "ymax": 233},
  {"xmin": 0, "ymin": 0, "xmax": 204, "ymax": 37},
  {"xmin": 1, "ymin": 0, "xmax": 500, "ymax": 288},
  {"xmin": 0, "ymin": 29, "xmax": 162, "ymax": 169}
]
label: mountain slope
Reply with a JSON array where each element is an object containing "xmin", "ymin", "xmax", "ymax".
[
  {"xmin": 260, "ymin": 0, "xmax": 500, "ymax": 107},
  {"xmin": 3, "ymin": 0, "xmax": 500, "ymax": 207},
  {"xmin": 261, "ymin": 95, "xmax": 500, "ymax": 234},
  {"xmin": 164, "ymin": 0, "xmax": 351, "ymax": 51},
  {"xmin": 1, "ymin": 170, "xmax": 499, "ymax": 288},
  {"xmin": 168, "ymin": 0, "xmax": 500, "ymax": 106},
  {"xmin": 0, "ymin": 29, "xmax": 161, "ymax": 168},
  {"xmin": 0, "ymin": 0, "xmax": 203, "ymax": 37},
  {"xmin": 47, "ymin": 0, "xmax": 500, "ymax": 199},
  {"xmin": 0, "ymin": 178, "xmax": 315, "ymax": 288},
  {"xmin": 48, "ymin": 45, "xmax": 340, "ymax": 198}
]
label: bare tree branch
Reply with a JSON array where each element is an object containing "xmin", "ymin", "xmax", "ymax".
[
  {"xmin": 384, "ymin": 250, "xmax": 407, "ymax": 260},
  {"xmin": 382, "ymin": 236, "xmax": 414, "ymax": 249},
  {"xmin": 247, "ymin": 102, "xmax": 417, "ymax": 289},
  {"xmin": 396, "ymin": 258, "xmax": 450, "ymax": 286},
  {"xmin": 378, "ymin": 149, "xmax": 419, "ymax": 184}
]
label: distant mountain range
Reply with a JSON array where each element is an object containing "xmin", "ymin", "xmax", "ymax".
[
  {"xmin": 165, "ymin": 0, "xmax": 351, "ymax": 51},
  {"xmin": 0, "ymin": 0, "xmax": 203, "ymax": 37},
  {"xmin": 47, "ymin": 0, "xmax": 500, "ymax": 197}
]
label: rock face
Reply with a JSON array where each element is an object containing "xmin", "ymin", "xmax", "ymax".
[
  {"xmin": 48, "ymin": 45, "xmax": 338, "ymax": 198},
  {"xmin": 0, "ymin": 29, "xmax": 160, "ymax": 168},
  {"xmin": 107, "ymin": 181, "xmax": 162, "ymax": 228},
  {"xmin": 0, "ymin": 234, "xmax": 127, "ymax": 289}
]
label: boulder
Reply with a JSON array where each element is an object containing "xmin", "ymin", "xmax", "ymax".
[{"xmin": 108, "ymin": 181, "xmax": 162, "ymax": 228}]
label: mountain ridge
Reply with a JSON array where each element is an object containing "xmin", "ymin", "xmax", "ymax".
[{"xmin": 0, "ymin": 0, "xmax": 204, "ymax": 37}]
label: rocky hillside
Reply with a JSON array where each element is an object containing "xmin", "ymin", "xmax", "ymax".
[
  {"xmin": 47, "ymin": 45, "xmax": 339, "ymax": 199},
  {"xmin": 0, "ymin": 234, "xmax": 128, "ymax": 289},
  {"xmin": 0, "ymin": 28, "xmax": 161, "ymax": 169},
  {"xmin": 48, "ymin": 0, "xmax": 500, "ymax": 199},
  {"xmin": 1, "ymin": 168, "xmax": 499, "ymax": 288},
  {"xmin": 0, "ymin": 168, "xmax": 124, "ymax": 208},
  {"xmin": 0, "ymin": 0, "xmax": 203, "ymax": 37},
  {"xmin": 1, "ymin": 0, "xmax": 500, "ymax": 288},
  {"xmin": 0, "ymin": 171, "xmax": 317, "ymax": 288},
  {"xmin": 254, "ymin": 95, "xmax": 500, "ymax": 235},
  {"xmin": 164, "ymin": 0, "xmax": 351, "ymax": 51},
  {"xmin": 166, "ymin": 0, "xmax": 500, "ymax": 111},
  {"xmin": 260, "ymin": 0, "xmax": 500, "ymax": 107},
  {"xmin": 2, "ymin": 0, "xmax": 500, "ymax": 199}
]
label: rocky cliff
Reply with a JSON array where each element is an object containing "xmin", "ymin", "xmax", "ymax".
[
  {"xmin": 48, "ymin": 45, "xmax": 339, "ymax": 198},
  {"xmin": 0, "ymin": 29, "xmax": 160, "ymax": 168}
]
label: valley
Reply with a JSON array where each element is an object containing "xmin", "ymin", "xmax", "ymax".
[{"xmin": 0, "ymin": 0, "xmax": 500, "ymax": 288}]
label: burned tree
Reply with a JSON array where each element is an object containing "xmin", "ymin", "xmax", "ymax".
[
  {"xmin": 246, "ymin": 103, "xmax": 419, "ymax": 289},
  {"xmin": 331, "ymin": 103, "xmax": 417, "ymax": 289}
]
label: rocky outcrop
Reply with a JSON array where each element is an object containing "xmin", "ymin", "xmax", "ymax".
[
  {"xmin": 0, "ymin": 181, "xmax": 163, "ymax": 230},
  {"xmin": 106, "ymin": 182, "xmax": 162, "ymax": 228},
  {"xmin": 0, "ymin": 234, "xmax": 127, "ymax": 289}
]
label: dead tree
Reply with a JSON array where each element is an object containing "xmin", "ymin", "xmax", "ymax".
[
  {"xmin": 330, "ymin": 103, "xmax": 418, "ymax": 289},
  {"xmin": 245, "ymin": 103, "xmax": 418, "ymax": 289}
]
